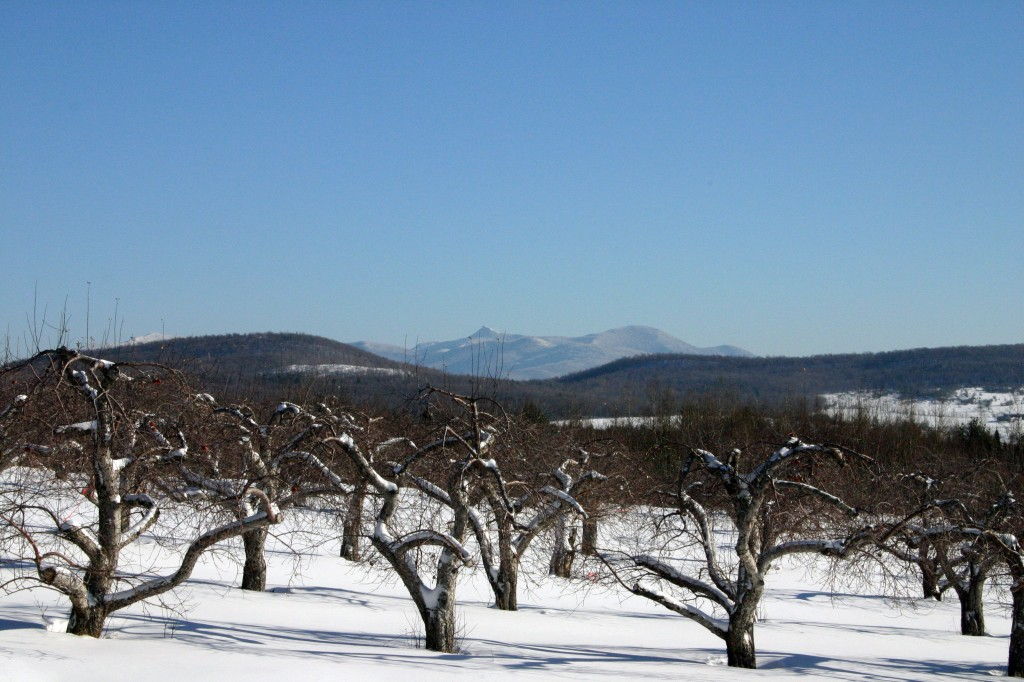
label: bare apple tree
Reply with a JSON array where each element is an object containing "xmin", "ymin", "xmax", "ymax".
[
  {"xmin": 601, "ymin": 437, "xmax": 895, "ymax": 669},
  {"xmin": 161, "ymin": 397, "xmax": 370, "ymax": 591},
  {"xmin": 988, "ymin": 529, "xmax": 1024, "ymax": 677},
  {"xmin": 878, "ymin": 472, "xmax": 953, "ymax": 601},
  {"xmin": 0, "ymin": 348, "xmax": 282, "ymax": 637},
  {"xmin": 409, "ymin": 422, "xmax": 609, "ymax": 610},
  {"xmin": 923, "ymin": 481, "xmax": 1022, "ymax": 676},
  {"xmin": 328, "ymin": 388, "xmax": 494, "ymax": 652}
]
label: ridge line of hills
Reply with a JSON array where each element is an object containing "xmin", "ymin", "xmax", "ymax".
[
  {"xmin": 351, "ymin": 325, "xmax": 752, "ymax": 380},
  {"xmin": 81, "ymin": 331, "xmax": 1024, "ymax": 418}
]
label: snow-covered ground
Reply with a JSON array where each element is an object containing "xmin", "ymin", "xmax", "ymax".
[
  {"xmin": 560, "ymin": 387, "xmax": 1024, "ymax": 440},
  {"xmin": 267, "ymin": 363, "xmax": 409, "ymax": 377},
  {"xmin": 820, "ymin": 387, "xmax": 1024, "ymax": 439},
  {"xmin": 553, "ymin": 415, "xmax": 672, "ymax": 429},
  {"xmin": 0, "ymin": 512, "xmax": 1012, "ymax": 681}
]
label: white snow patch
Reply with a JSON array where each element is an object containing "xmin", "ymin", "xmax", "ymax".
[
  {"xmin": 820, "ymin": 387, "xmax": 1024, "ymax": 438},
  {"xmin": 269, "ymin": 364, "xmax": 408, "ymax": 377},
  {"xmin": 42, "ymin": 614, "xmax": 69, "ymax": 632}
]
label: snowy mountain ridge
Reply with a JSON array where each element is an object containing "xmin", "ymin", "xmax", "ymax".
[{"xmin": 353, "ymin": 325, "xmax": 753, "ymax": 380}]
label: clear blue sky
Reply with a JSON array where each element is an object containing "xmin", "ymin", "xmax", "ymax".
[{"xmin": 2, "ymin": 1, "xmax": 1021, "ymax": 357}]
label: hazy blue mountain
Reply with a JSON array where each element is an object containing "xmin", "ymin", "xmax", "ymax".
[{"xmin": 352, "ymin": 325, "xmax": 753, "ymax": 380}]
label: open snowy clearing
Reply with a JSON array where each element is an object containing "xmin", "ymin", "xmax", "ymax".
[
  {"xmin": 560, "ymin": 387, "xmax": 1024, "ymax": 440},
  {"xmin": 0, "ymin": 525, "xmax": 1012, "ymax": 681},
  {"xmin": 267, "ymin": 363, "xmax": 409, "ymax": 377},
  {"xmin": 819, "ymin": 388, "xmax": 1024, "ymax": 439}
]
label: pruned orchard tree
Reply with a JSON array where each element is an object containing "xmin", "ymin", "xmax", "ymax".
[
  {"xmin": 545, "ymin": 445, "xmax": 610, "ymax": 580},
  {"xmin": 329, "ymin": 388, "xmax": 493, "ymax": 652},
  {"xmin": 936, "ymin": 491, "xmax": 1017, "ymax": 636},
  {"xmin": 410, "ymin": 420, "xmax": 609, "ymax": 610},
  {"xmin": 880, "ymin": 462, "xmax": 1015, "ymax": 638},
  {"xmin": 0, "ymin": 392, "xmax": 30, "ymax": 473},
  {"xmin": 601, "ymin": 437, "xmax": 898, "ymax": 669},
  {"xmin": 880, "ymin": 472, "xmax": 953, "ymax": 601},
  {"xmin": 987, "ymin": 528, "xmax": 1024, "ymax": 677},
  {"xmin": 338, "ymin": 414, "xmax": 416, "ymax": 562},
  {"xmin": 921, "ymin": 480, "xmax": 1023, "ymax": 676},
  {"xmin": 0, "ymin": 348, "xmax": 283, "ymax": 637},
  {"xmin": 165, "ymin": 397, "xmax": 368, "ymax": 591}
]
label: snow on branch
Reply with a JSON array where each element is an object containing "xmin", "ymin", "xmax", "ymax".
[
  {"xmin": 56, "ymin": 521, "xmax": 102, "ymax": 561},
  {"xmin": 630, "ymin": 554, "xmax": 734, "ymax": 610},
  {"xmin": 774, "ymin": 479, "xmax": 859, "ymax": 517},
  {"xmin": 0, "ymin": 394, "xmax": 27, "ymax": 424},
  {"xmin": 328, "ymin": 434, "xmax": 397, "ymax": 493},
  {"xmin": 373, "ymin": 437, "xmax": 416, "ymax": 456},
  {"xmin": 68, "ymin": 369, "xmax": 99, "ymax": 401},
  {"xmin": 387, "ymin": 530, "xmax": 473, "ymax": 564},
  {"xmin": 54, "ymin": 420, "xmax": 97, "ymax": 435},
  {"xmin": 408, "ymin": 474, "xmax": 453, "ymax": 506},
  {"xmin": 38, "ymin": 565, "xmax": 93, "ymax": 610},
  {"xmin": 176, "ymin": 466, "xmax": 240, "ymax": 499},
  {"xmin": 747, "ymin": 438, "xmax": 852, "ymax": 485},
  {"xmin": 629, "ymin": 582, "xmax": 728, "ymax": 638},
  {"xmin": 103, "ymin": 503, "xmax": 281, "ymax": 611},
  {"xmin": 275, "ymin": 450, "xmax": 353, "ymax": 494},
  {"xmin": 117, "ymin": 494, "xmax": 159, "ymax": 549},
  {"xmin": 539, "ymin": 486, "xmax": 587, "ymax": 517}
]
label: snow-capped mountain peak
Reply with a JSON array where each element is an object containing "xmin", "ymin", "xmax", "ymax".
[
  {"xmin": 471, "ymin": 326, "xmax": 500, "ymax": 339},
  {"xmin": 352, "ymin": 326, "xmax": 752, "ymax": 380}
]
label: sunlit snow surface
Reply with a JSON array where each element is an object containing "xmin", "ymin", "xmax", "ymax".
[
  {"xmin": 563, "ymin": 387, "xmax": 1024, "ymax": 440},
  {"xmin": 0, "ymin": 505, "xmax": 1012, "ymax": 681},
  {"xmin": 270, "ymin": 364, "xmax": 409, "ymax": 377},
  {"xmin": 819, "ymin": 387, "xmax": 1024, "ymax": 438}
]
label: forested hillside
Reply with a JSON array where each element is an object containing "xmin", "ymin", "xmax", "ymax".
[
  {"xmin": 557, "ymin": 344, "xmax": 1024, "ymax": 406},
  {"xmin": 77, "ymin": 334, "xmax": 1024, "ymax": 420}
]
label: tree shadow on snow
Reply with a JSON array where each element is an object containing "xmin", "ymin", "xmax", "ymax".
[
  {"xmin": 759, "ymin": 651, "xmax": 1000, "ymax": 680},
  {"xmin": 107, "ymin": 610, "xmax": 699, "ymax": 676},
  {"xmin": 0, "ymin": 616, "xmax": 38, "ymax": 631},
  {"xmin": 101, "ymin": 605, "xmax": 1003, "ymax": 679}
]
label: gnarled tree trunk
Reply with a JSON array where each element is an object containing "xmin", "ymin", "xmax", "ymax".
[
  {"xmin": 549, "ymin": 515, "xmax": 576, "ymax": 578},
  {"xmin": 241, "ymin": 527, "xmax": 268, "ymax": 591},
  {"xmin": 919, "ymin": 541, "xmax": 943, "ymax": 600},
  {"xmin": 581, "ymin": 515, "xmax": 599, "ymax": 556},
  {"xmin": 340, "ymin": 485, "xmax": 366, "ymax": 561},
  {"xmin": 922, "ymin": 567, "xmax": 942, "ymax": 601},
  {"xmin": 957, "ymin": 575, "xmax": 986, "ymax": 636},
  {"xmin": 493, "ymin": 562, "xmax": 518, "ymax": 611},
  {"xmin": 67, "ymin": 604, "xmax": 108, "ymax": 638},
  {"xmin": 725, "ymin": 622, "xmax": 756, "ymax": 669},
  {"xmin": 1009, "ymin": 584, "xmax": 1023, "ymax": 677},
  {"xmin": 726, "ymin": 577, "xmax": 762, "ymax": 669},
  {"xmin": 421, "ymin": 591, "xmax": 458, "ymax": 653}
]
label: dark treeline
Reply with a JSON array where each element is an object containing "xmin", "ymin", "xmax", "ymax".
[
  {"xmin": 584, "ymin": 392, "xmax": 1024, "ymax": 485},
  {"xmin": 95, "ymin": 333, "xmax": 403, "ymax": 381},
  {"xmin": 89, "ymin": 333, "xmax": 1024, "ymax": 420},
  {"xmin": 558, "ymin": 343, "xmax": 1024, "ymax": 407}
]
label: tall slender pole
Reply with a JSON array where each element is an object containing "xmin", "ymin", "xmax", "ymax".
[{"xmin": 86, "ymin": 281, "xmax": 91, "ymax": 349}]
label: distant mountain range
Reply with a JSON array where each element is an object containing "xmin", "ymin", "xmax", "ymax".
[
  {"xmin": 352, "ymin": 325, "xmax": 753, "ymax": 380},
  {"xmin": 81, "ymin": 332, "xmax": 1023, "ymax": 420}
]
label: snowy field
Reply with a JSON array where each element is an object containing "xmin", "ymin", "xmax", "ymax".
[
  {"xmin": 819, "ymin": 388, "xmax": 1024, "ymax": 439},
  {"xmin": 562, "ymin": 387, "xmax": 1024, "ymax": 440},
  {"xmin": 0, "ymin": 513, "xmax": 1013, "ymax": 681},
  {"xmin": 268, "ymin": 363, "xmax": 409, "ymax": 377}
]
